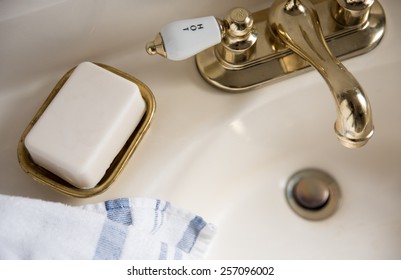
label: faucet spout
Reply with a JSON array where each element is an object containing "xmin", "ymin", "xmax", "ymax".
[
  {"xmin": 332, "ymin": 68, "xmax": 374, "ymax": 148},
  {"xmin": 269, "ymin": 0, "xmax": 374, "ymax": 148}
]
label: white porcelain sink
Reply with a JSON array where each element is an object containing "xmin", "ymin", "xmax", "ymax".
[{"xmin": 1, "ymin": 0, "xmax": 400, "ymax": 259}]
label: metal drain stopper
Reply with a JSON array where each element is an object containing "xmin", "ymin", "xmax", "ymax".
[
  {"xmin": 293, "ymin": 177, "xmax": 330, "ymax": 210},
  {"xmin": 285, "ymin": 168, "xmax": 341, "ymax": 220}
]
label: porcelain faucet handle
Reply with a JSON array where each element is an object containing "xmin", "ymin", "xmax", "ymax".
[
  {"xmin": 146, "ymin": 16, "xmax": 222, "ymax": 61},
  {"xmin": 146, "ymin": 8, "xmax": 257, "ymax": 63}
]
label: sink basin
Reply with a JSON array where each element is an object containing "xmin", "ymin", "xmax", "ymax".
[{"xmin": 0, "ymin": 0, "xmax": 400, "ymax": 259}]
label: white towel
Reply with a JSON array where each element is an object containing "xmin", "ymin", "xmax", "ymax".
[{"xmin": 0, "ymin": 195, "xmax": 215, "ymax": 260}]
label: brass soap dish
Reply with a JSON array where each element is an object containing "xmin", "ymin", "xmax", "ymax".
[{"xmin": 17, "ymin": 63, "xmax": 156, "ymax": 198}]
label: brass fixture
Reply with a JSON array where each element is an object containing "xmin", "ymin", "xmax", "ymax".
[
  {"xmin": 218, "ymin": 8, "xmax": 258, "ymax": 64},
  {"xmin": 146, "ymin": 0, "xmax": 385, "ymax": 148},
  {"xmin": 333, "ymin": 0, "xmax": 375, "ymax": 26},
  {"xmin": 146, "ymin": 33, "xmax": 166, "ymax": 58}
]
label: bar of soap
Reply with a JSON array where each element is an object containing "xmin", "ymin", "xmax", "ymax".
[{"xmin": 25, "ymin": 62, "xmax": 146, "ymax": 189}]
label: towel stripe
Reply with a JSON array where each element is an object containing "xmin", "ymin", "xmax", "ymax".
[
  {"xmin": 105, "ymin": 198, "xmax": 133, "ymax": 226},
  {"xmin": 93, "ymin": 198, "xmax": 132, "ymax": 259},
  {"xmin": 151, "ymin": 199, "xmax": 161, "ymax": 233},
  {"xmin": 158, "ymin": 202, "xmax": 170, "ymax": 233},
  {"xmin": 176, "ymin": 216, "xmax": 206, "ymax": 253},
  {"xmin": 159, "ymin": 242, "xmax": 168, "ymax": 260},
  {"xmin": 151, "ymin": 200, "xmax": 171, "ymax": 234},
  {"xmin": 93, "ymin": 220, "xmax": 128, "ymax": 260},
  {"xmin": 174, "ymin": 248, "xmax": 183, "ymax": 260}
]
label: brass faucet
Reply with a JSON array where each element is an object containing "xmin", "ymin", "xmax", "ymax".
[
  {"xmin": 269, "ymin": 0, "xmax": 375, "ymax": 147},
  {"xmin": 146, "ymin": 0, "xmax": 384, "ymax": 148}
]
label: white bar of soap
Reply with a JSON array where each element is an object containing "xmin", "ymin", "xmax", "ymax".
[{"xmin": 25, "ymin": 62, "xmax": 146, "ymax": 189}]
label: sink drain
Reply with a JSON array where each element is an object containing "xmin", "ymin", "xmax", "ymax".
[{"xmin": 285, "ymin": 168, "xmax": 341, "ymax": 221}]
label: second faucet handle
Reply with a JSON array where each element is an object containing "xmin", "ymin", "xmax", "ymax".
[{"xmin": 333, "ymin": 0, "xmax": 375, "ymax": 26}]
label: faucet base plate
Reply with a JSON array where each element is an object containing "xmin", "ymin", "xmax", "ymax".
[{"xmin": 195, "ymin": 0, "xmax": 385, "ymax": 92}]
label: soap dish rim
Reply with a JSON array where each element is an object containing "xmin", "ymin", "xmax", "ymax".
[{"xmin": 17, "ymin": 63, "xmax": 156, "ymax": 198}]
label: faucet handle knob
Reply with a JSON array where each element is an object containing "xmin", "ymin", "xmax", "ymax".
[
  {"xmin": 225, "ymin": 7, "xmax": 254, "ymax": 37},
  {"xmin": 333, "ymin": 0, "xmax": 375, "ymax": 26},
  {"xmin": 146, "ymin": 16, "xmax": 222, "ymax": 61}
]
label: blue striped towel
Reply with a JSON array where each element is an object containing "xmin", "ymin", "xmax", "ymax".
[{"xmin": 0, "ymin": 195, "xmax": 215, "ymax": 260}]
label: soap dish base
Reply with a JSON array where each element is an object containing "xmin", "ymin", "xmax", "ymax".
[{"xmin": 17, "ymin": 63, "xmax": 156, "ymax": 198}]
